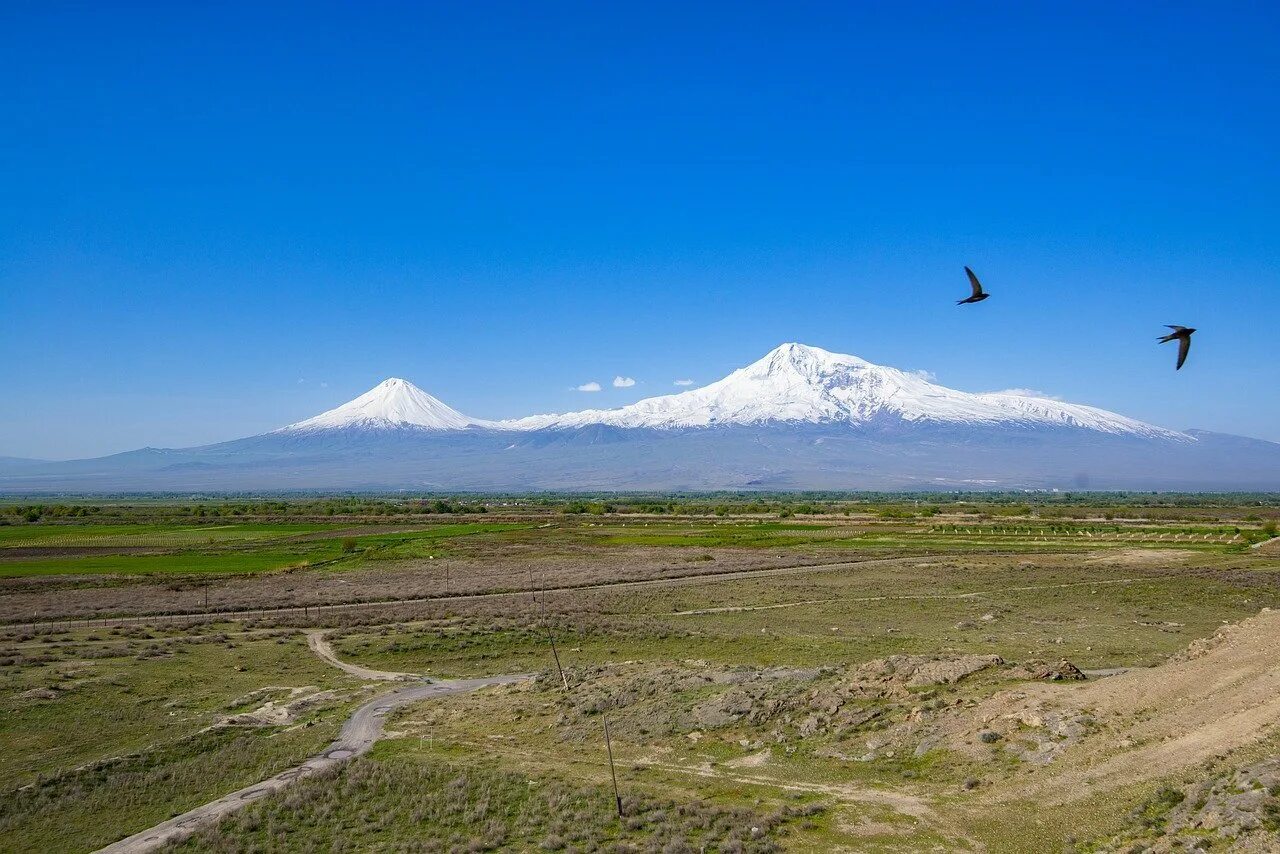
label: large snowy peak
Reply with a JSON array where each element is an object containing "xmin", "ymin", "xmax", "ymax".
[
  {"xmin": 507, "ymin": 343, "xmax": 1189, "ymax": 440},
  {"xmin": 278, "ymin": 378, "xmax": 490, "ymax": 433}
]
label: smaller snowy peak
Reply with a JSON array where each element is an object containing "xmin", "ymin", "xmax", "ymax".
[{"xmin": 278, "ymin": 378, "xmax": 488, "ymax": 432}]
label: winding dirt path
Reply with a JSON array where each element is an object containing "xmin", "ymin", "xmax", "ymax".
[
  {"xmin": 95, "ymin": 628, "xmax": 530, "ymax": 852},
  {"xmin": 304, "ymin": 629, "xmax": 415, "ymax": 681},
  {"xmin": 94, "ymin": 674, "xmax": 528, "ymax": 853},
  {"xmin": 638, "ymin": 757, "xmax": 984, "ymax": 850}
]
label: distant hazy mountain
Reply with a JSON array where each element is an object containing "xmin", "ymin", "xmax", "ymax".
[
  {"xmin": 5, "ymin": 343, "xmax": 1278, "ymax": 492},
  {"xmin": 0, "ymin": 456, "xmax": 47, "ymax": 471}
]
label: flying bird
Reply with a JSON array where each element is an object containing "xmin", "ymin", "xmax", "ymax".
[
  {"xmin": 1157, "ymin": 325, "xmax": 1196, "ymax": 370},
  {"xmin": 957, "ymin": 267, "xmax": 990, "ymax": 305}
]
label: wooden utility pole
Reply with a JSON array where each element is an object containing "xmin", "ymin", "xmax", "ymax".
[
  {"xmin": 528, "ymin": 567, "xmax": 568, "ymax": 690},
  {"xmin": 603, "ymin": 714, "xmax": 623, "ymax": 817},
  {"xmin": 546, "ymin": 622, "xmax": 568, "ymax": 691},
  {"xmin": 528, "ymin": 565, "xmax": 618, "ymax": 815}
]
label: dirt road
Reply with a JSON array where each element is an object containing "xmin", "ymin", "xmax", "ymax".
[
  {"xmin": 663, "ymin": 576, "xmax": 1147, "ymax": 616},
  {"xmin": 304, "ymin": 628, "xmax": 415, "ymax": 681},
  {"xmin": 93, "ymin": 674, "xmax": 528, "ymax": 854},
  {"xmin": 17, "ymin": 554, "xmax": 974, "ymax": 631}
]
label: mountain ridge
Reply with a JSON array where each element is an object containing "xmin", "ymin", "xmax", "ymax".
[
  {"xmin": 502, "ymin": 343, "xmax": 1187, "ymax": 440},
  {"xmin": 4, "ymin": 343, "xmax": 1277, "ymax": 492}
]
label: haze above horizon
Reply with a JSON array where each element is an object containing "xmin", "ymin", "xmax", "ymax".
[{"xmin": 3, "ymin": 3, "xmax": 1278, "ymax": 458}]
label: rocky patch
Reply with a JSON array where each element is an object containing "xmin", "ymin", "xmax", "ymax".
[
  {"xmin": 217, "ymin": 687, "xmax": 339, "ymax": 728},
  {"xmin": 1079, "ymin": 757, "xmax": 1280, "ymax": 852},
  {"xmin": 1007, "ymin": 659, "xmax": 1087, "ymax": 681}
]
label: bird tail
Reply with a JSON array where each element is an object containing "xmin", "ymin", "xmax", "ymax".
[{"xmin": 1157, "ymin": 334, "xmax": 1176, "ymax": 342}]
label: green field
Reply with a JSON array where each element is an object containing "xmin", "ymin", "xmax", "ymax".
[
  {"xmin": 0, "ymin": 522, "xmax": 339, "ymax": 548},
  {"xmin": 0, "ymin": 521, "xmax": 532, "ymax": 577}
]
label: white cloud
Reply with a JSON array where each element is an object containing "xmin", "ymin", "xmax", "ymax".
[
  {"xmin": 612, "ymin": 376, "xmax": 636, "ymax": 388},
  {"xmin": 990, "ymin": 387, "xmax": 1062, "ymax": 400},
  {"xmin": 673, "ymin": 379, "xmax": 694, "ymax": 386},
  {"xmin": 576, "ymin": 381, "xmax": 602, "ymax": 392},
  {"xmin": 908, "ymin": 369, "xmax": 937, "ymax": 382}
]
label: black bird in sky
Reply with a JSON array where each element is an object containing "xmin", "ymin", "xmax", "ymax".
[
  {"xmin": 957, "ymin": 267, "xmax": 989, "ymax": 305},
  {"xmin": 1158, "ymin": 325, "xmax": 1196, "ymax": 370}
]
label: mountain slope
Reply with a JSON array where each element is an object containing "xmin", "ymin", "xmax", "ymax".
[
  {"xmin": 506, "ymin": 343, "xmax": 1186, "ymax": 440},
  {"xmin": 4, "ymin": 422, "xmax": 1277, "ymax": 492}
]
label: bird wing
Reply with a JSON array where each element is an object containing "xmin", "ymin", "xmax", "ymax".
[
  {"xmin": 1176, "ymin": 334, "xmax": 1191, "ymax": 370},
  {"xmin": 964, "ymin": 267, "xmax": 984, "ymax": 297},
  {"xmin": 1166, "ymin": 325, "xmax": 1188, "ymax": 332}
]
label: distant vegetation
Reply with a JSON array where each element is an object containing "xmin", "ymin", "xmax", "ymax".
[{"xmin": 2, "ymin": 491, "xmax": 1278, "ymax": 527}]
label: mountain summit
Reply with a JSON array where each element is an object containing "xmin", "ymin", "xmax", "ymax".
[
  {"xmin": 279, "ymin": 378, "xmax": 487, "ymax": 432},
  {"xmin": 508, "ymin": 343, "xmax": 1186, "ymax": 440}
]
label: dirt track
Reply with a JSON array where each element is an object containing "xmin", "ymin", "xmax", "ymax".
[
  {"xmin": 93, "ymin": 629, "xmax": 531, "ymax": 853},
  {"xmin": 664, "ymin": 576, "xmax": 1147, "ymax": 616},
  {"xmin": 8, "ymin": 554, "xmax": 963, "ymax": 631},
  {"xmin": 94, "ymin": 675, "xmax": 527, "ymax": 854},
  {"xmin": 304, "ymin": 629, "xmax": 415, "ymax": 681}
]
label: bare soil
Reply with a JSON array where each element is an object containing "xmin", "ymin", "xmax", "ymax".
[
  {"xmin": 0, "ymin": 547, "xmax": 844, "ymax": 623},
  {"xmin": 972, "ymin": 607, "xmax": 1280, "ymax": 805}
]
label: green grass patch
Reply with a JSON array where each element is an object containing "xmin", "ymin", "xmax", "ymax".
[
  {"xmin": 0, "ymin": 522, "xmax": 341, "ymax": 549},
  {"xmin": 0, "ymin": 548, "xmax": 344, "ymax": 577},
  {"xmin": 0, "ymin": 726, "xmax": 336, "ymax": 854},
  {"xmin": 0, "ymin": 522, "xmax": 533, "ymax": 577},
  {"xmin": 0, "ymin": 630, "xmax": 346, "ymax": 785},
  {"xmin": 171, "ymin": 744, "xmax": 818, "ymax": 854}
]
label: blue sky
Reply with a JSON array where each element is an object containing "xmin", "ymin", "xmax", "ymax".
[{"xmin": 2, "ymin": 2, "xmax": 1278, "ymax": 459}]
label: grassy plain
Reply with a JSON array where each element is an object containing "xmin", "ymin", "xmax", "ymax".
[
  {"xmin": 1, "ymin": 496, "xmax": 1278, "ymax": 852},
  {"xmin": 0, "ymin": 626, "xmax": 366, "ymax": 852}
]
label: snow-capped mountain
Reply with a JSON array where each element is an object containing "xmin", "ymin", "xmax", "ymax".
[
  {"xmin": 278, "ymin": 378, "xmax": 490, "ymax": 433},
  {"xmin": 506, "ymin": 343, "xmax": 1188, "ymax": 440},
  {"xmin": 6, "ymin": 343, "xmax": 1279, "ymax": 492},
  {"xmin": 270, "ymin": 344, "xmax": 1187, "ymax": 440}
]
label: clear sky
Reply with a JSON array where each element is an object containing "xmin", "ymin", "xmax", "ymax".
[{"xmin": 2, "ymin": 2, "xmax": 1278, "ymax": 459}]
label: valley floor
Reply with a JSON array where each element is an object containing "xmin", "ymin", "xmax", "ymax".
[{"xmin": 2, "ymin": 498, "xmax": 1279, "ymax": 852}]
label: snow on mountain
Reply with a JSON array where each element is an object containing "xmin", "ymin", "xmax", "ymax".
[
  {"xmin": 505, "ymin": 343, "xmax": 1190, "ymax": 440},
  {"xmin": 278, "ymin": 378, "xmax": 490, "ymax": 432},
  {"xmin": 273, "ymin": 345, "xmax": 1189, "ymax": 442}
]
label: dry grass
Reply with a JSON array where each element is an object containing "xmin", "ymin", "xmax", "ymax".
[{"xmin": 168, "ymin": 750, "xmax": 820, "ymax": 853}]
